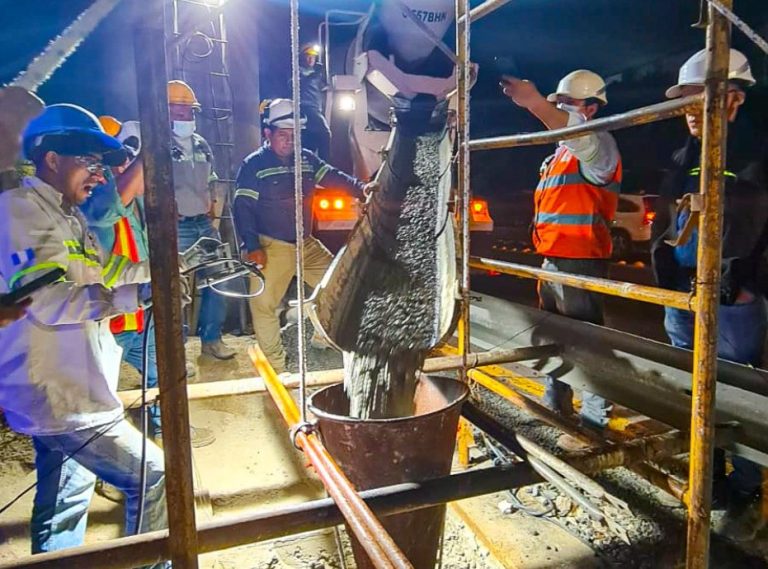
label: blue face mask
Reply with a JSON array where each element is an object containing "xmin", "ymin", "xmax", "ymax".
[{"xmin": 172, "ymin": 120, "xmax": 196, "ymax": 138}]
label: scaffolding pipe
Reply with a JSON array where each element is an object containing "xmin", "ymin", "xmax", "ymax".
[
  {"xmin": 133, "ymin": 5, "xmax": 199, "ymax": 567},
  {"xmin": 469, "ymin": 95, "xmax": 701, "ymax": 151},
  {"xmin": 686, "ymin": 2, "xmax": 732, "ymax": 567},
  {"xmin": 118, "ymin": 346, "xmax": 560, "ymax": 408},
  {"xmin": 249, "ymin": 345, "xmax": 413, "ymax": 569},
  {"xmin": 457, "ymin": 0, "xmax": 512, "ymax": 25},
  {"xmin": 470, "ymin": 256, "xmax": 693, "ymax": 310},
  {"xmin": 456, "ymin": 0, "xmax": 472, "ymax": 372}
]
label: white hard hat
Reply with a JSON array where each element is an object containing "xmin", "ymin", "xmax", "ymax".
[
  {"xmin": 263, "ymin": 98, "xmax": 306, "ymax": 129},
  {"xmin": 547, "ymin": 70, "xmax": 608, "ymax": 105},
  {"xmin": 666, "ymin": 48, "xmax": 755, "ymax": 99}
]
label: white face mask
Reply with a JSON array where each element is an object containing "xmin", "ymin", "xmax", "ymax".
[
  {"xmin": 172, "ymin": 120, "xmax": 196, "ymax": 138},
  {"xmin": 556, "ymin": 102, "xmax": 583, "ymax": 115}
]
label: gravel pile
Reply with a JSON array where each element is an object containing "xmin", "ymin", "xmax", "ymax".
[{"xmin": 471, "ymin": 387, "xmax": 768, "ymax": 568}]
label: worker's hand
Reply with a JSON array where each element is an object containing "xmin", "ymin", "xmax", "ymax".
[
  {"xmin": 500, "ymin": 76, "xmax": 543, "ymax": 110},
  {"xmin": 247, "ymin": 249, "xmax": 267, "ymax": 270},
  {"xmin": 0, "ymin": 86, "xmax": 44, "ymax": 171},
  {"xmin": 0, "ymin": 298, "xmax": 31, "ymax": 328},
  {"xmin": 362, "ymin": 181, "xmax": 380, "ymax": 199}
]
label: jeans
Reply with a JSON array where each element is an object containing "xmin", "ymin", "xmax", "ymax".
[
  {"xmin": 178, "ymin": 215, "xmax": 226, "ymax": 343},
  {"xmin": 539, "ymin": 257, "xmax": 611, "ymax": 428},
  {"xmin": 665, "ymin": 295, "xmax": 768, "ymax": 497},
  {"xmin": 31, "ymin": 419, "xmax": 168, "ymax": 568},
  {"xmin": 115, "ymin": 323, "xmax": 161, "ymax": 436}
]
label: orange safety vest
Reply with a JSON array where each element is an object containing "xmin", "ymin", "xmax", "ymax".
[
  {"xmin": 532, "ymin": 146, "xmax": 621, "ymax": 259},
  {"xmin": 109, "ymin": 217, "xmax": 145, "ymax": 334}
]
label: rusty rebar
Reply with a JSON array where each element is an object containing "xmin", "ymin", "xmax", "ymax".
[{"xmin": 250, "ymin": 345, "xmax": 413, "ymax": 569}]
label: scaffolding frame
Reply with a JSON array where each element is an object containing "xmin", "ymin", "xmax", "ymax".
[
  {"xmin": 0, "ymin": 1, "xmax": 750, "ymax": 568},
  {"xmin": 454, "ymin": 1, "xmax": 735, "ymax": 568}
]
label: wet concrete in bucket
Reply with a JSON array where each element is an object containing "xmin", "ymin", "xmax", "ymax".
[{"xmin": 344, "ymin": 131, "xmax": 444, "ymax": 420}]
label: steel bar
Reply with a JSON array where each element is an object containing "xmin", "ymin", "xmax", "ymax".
[
  {"xmin": 469, "ymin": 95, "xmax": 700, "ymax": 151},
  {"xmin": 288, "ymin": 0, "xmax": 310, "ymax": 425},
  {"xmin": 456, "ymin": 0, "xmax": 472, "ymax": 376},
  {"xmin": 457, "ymin": 0, "xmax": 512, "ymax": 25},
  {"xmin": 118, "ymin": 346, "xmax": 559, "ymax": 408},
  {"xmin": 0, "ymin": 464, "xmax": 541, "ymax": 569},
  {"xmin": 706, "ymin": 0, "xmax": 768, "ymax": 54},
  {"xmin": 471, "ymin": 256, "xmax": 693, "ymax": 310},
  {"xmin": 686, "ymin": 3, "xmax": 732, "ymax": 567},
  {"xmin": 133, "ymin": 6, "xmax": 199, "ymax": 568},
  {"xmin": 249, "ymin": 345, "xmax": 412, "ymax": 569}
]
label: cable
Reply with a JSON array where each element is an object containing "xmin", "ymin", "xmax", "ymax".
[{"xmin": 135, "ymin": 307, "xmax": 154, "ymax": 535}]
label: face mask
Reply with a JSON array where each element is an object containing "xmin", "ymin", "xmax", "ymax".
[
  {"xmin": 172, "ymin": 120, "xmax": 196, "ymax": 138},
  {"xmin": 556, "ymin": 103, "xmax": 583, "ymax": 115}
]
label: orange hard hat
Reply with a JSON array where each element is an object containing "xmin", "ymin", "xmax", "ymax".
[
  {"xmin": 98, "ymin": 115, "xmax": 122, "ymax": 137},
  {"xmin": 167, "ymin": 80, "xmax": 201, "ymax": 108}
]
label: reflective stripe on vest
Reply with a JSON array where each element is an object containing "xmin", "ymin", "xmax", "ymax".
[
  {"xmin": 533, "ymin": 146, "xmax": 621, "ymax": 259},
  {"xmin": 108, "ymin": 216, "xmax": 145, "ymax": 334}
]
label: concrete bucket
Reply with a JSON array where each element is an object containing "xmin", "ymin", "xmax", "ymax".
[{"xmin": 309, "ymin": 374, "xmax": 469, "ymax": 568}]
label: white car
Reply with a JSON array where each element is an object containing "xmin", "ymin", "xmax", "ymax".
[{"xmin": 610, "ymin": 194, "xmax": 658, "ymax": 259}]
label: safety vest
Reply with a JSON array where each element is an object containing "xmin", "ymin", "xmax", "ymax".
[
  {"xmin": 533, "ymin": 146, "xmax": 621, "ymax": 259},
  {"xmin": 109, "ymin": 216, "xmax": 145, "ymax": 334}
]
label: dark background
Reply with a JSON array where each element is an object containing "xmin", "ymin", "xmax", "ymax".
[{"xmin": 1, "ymin": 0, "xmax": 766, "ymax": 199}]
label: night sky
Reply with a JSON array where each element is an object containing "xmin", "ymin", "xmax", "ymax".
[{"xmin": 1, "ymin": 0, "xmax": 766, "ymax": 198}]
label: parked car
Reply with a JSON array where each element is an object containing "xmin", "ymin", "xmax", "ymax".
[{"xmin": 610, "ymin": 194, "xmax": 657, "ymax": 259}]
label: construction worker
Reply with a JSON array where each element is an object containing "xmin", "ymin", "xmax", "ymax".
[
  {"xmin": 501, "ymin": 70, "xmax": 621, "ymax": 437},
  {"xmin": 652, "ymin": 48, "xmax": 767, "ymax": 541},
  {"xmin": 168, "ymin": 79, "xmax": 235, "ymax": 361},
  {"xmin": 295, "ymin": 43, "xmax": 331, "ymax": 161},
  {"xmin": 0, "ymin": 104, "xmax": 167, "ymax": 564},
  {"xmin": 233, "ymin": 98, "xmax": 375, "ymax": 373},
  {"xmin": 80, "ymin": 116, "xmax": 215, "ymax": 449}
]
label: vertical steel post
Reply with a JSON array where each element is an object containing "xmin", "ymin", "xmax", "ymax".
[
  {"xmin": 455, "ymin": 0, "xmax": 472, "ymax": 370},
  {"xmin": 455, "ymin": 0, "xmax": 474, "ymax": 469},
  {"xmin": 134, "ymin": 3, "xmax": 200, "ymax": 567},
  {"xmin": 685, "ymin": 2, "xmax": 732, "ymax": 567}
]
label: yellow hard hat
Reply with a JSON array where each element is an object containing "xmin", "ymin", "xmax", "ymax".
[
  {"xmin": 98, "ymin": 115, "xmax": 122, "ymax": 137},
  {"xmin": 302, "ymin": 43, "xmax": 321, "ymax": 57},
  {"xmin": 167, "ymin": 80, "xmax": 201, "ymax": 109}
]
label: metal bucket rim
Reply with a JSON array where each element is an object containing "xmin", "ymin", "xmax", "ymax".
[{"xmin": 308, "ymin": 375, "xmax": 469, "ymax": 424}]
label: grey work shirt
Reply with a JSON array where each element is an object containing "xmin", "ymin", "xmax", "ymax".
[{"xmin": 172, "ymin": 132, "xmax": 218, "ymax": 217}]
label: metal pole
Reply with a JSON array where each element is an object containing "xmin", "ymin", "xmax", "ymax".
[
  {"xmin": 455, "ymin": 0, "xmax": 472, "ymax": 372},
  {"xmin": 288, "ymin": 0, "xmax": 309, "ymax": 423},
  {"xmin": 118, "ymin": 345, "xmax": 560, "ymax": 407},
  {"xmin": 457, "ymin": 0, "xmax": 512, "ymax": 25},
  {"xmin": 686, "ymin": 1, "xmax": 732, "ymax": 566},
  {"xmin": 133, "ymin": 4, "xmax": 199, "ymax": 567},
  {"xmin": 470, "ymin": 256, "xmax": 693, "ymax": 310},
  {"xmin": 250, "ymin": 345, "xmax": 413, "ymax": 569},
  {"xmin": 469, "ymin": 95, "xmax": 700, "ymax": 151}
]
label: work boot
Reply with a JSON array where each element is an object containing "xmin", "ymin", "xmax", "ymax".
[
  {"xmin": 190, "ymin": 426, "xmax": 216, "ymax": 448},
  {"xmin": 201, "ymin": 339, "xmax": 236, "ymax": 360},
  {"xmin": 713, "ymin": 492, "xmax": 765, "ymax": 542},
  {"xmin": 95, "ymin": 480, "xmax": 124, "ymax": 503},
  {"xmin": 310, "ymin": 334, "xmax": 331, "ymax": 351}
]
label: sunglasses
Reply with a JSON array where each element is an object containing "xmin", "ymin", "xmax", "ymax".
[{"xmin": 73, "ymin": 155, "xmax": 106, "ymax": 174}]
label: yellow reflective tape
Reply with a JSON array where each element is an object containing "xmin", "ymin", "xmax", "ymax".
[
  {"xmin": 103, "ymin": 255, "xmax": 129, "ymax": 288},
  {"xmin": 8, "ymin": 262, "xmax": 67, "ymax": 289}
]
